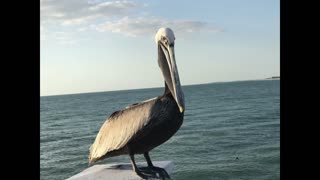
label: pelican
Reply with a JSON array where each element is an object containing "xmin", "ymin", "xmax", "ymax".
[{"xmin": 88, "ymin": 27, "xmax": 184, "ymax": 179}]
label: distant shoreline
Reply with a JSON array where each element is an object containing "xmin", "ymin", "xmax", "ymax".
[
  {"xmin": 266, "ymin": 76, "xmax": 280, "ymax": 80},
  {"xmin": 41, "ymin": 78, "xmax": 279, "ymax": 97}
]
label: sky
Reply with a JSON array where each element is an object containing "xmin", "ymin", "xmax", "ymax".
[{"xmin": 40, "ymin": 0, "xmax": 279, "ymax": 96}]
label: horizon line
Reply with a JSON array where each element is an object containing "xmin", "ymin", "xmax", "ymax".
[{"xmin": 40, "ymin": 77, "xmax": 279, "ymax": 97}]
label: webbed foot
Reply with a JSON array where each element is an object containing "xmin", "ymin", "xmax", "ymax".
[{"xmin": 135, "ymin": 166, "xmax": 171, "ymax": 180}]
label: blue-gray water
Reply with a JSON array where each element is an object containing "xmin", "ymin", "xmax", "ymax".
[{"xmin": 40, "ymin": 80, "xmax": 279, "ymax": 180}]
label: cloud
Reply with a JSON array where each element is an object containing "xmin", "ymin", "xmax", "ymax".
[
  {"xmin": 88, "ymin": 1, "xmax": 137, "ymax": 12},
  {"xmin": 93, "ymin": 16, "xmax": 223, "ymax": 37},
  {"xmin": 61, "ymin": 14, "xmax": 102, "ymax": 26},
  {"xmin": 52, "ymin": 32, "xmax": 77, "ymax": 45},
  {"xmin": 41, "ymin": 0, "xmax": 140, "ymax": 26},
  {"xmin": 40, "ymin": 1, "xmax": 223, "ymax": 41},
  {"xmin": 77, "ymin": 27, "xmax": 88, "ymax": 32}
]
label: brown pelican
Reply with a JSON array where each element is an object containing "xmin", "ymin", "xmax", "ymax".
[{"xmin": 88, "ymin": 27, "xmax": 184, "ymax": 179}]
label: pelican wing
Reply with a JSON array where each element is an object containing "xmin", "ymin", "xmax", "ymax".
[{"xmin": 89, "ymin": 98, "xmax": 157, "ymax": 163}]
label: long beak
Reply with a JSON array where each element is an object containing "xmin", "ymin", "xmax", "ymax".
[{"xmin": 160, "ymin": 44, "xmax": 185, "ymax": 113}]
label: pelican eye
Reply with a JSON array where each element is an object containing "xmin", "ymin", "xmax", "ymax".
[{"xmin": 161, "ymin": 36, "xmax": 169, "ymax": 46}]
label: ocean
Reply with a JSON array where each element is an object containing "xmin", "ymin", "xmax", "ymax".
[{"xmin": 40, "ymin": 80, "xmax": 280, "ymax": 180}]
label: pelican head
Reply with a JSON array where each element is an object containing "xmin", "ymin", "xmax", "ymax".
[{"xmin": 155, "ymin": 27, "xmax": 185, "ymax": 113}]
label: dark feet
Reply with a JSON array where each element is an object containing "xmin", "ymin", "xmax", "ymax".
[
  {"xmin": 134, "ymin": 166, "xmax": 171, "ymax": 180},
  {"xmin": 149, "ymin": 166, "xmax": 171, "ymax": 179}
]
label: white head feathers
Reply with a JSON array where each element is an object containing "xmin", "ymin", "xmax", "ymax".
[{"xmin": 155, "ymin": 27, "xmax": 175, "ymax": 45}]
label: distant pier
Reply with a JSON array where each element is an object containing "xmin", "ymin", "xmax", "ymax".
[{"xmin": 266, "ymin": 76, "xmax": 280, "ymax": 80}]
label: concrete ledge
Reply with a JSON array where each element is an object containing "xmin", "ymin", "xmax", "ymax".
[{"xmin": 67, "ymin": 161, "xmax": 173, "ymax": 180}]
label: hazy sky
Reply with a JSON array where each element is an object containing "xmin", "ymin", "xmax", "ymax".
[{"xmin": 40, "ymin": 0, "xmax": 279, "ymax": 96}]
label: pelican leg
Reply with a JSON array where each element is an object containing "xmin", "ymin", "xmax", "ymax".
[
  {"xmin": 130, "ymin": 154, "xmax": 159, "ymax": 179},
  {"xmin": 143, "ymin": 152, "xmax": 171, "ymax": 180},
  {"xmin": 144, "ymin": 151, "xmax": 154, "ymax": 167}
]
